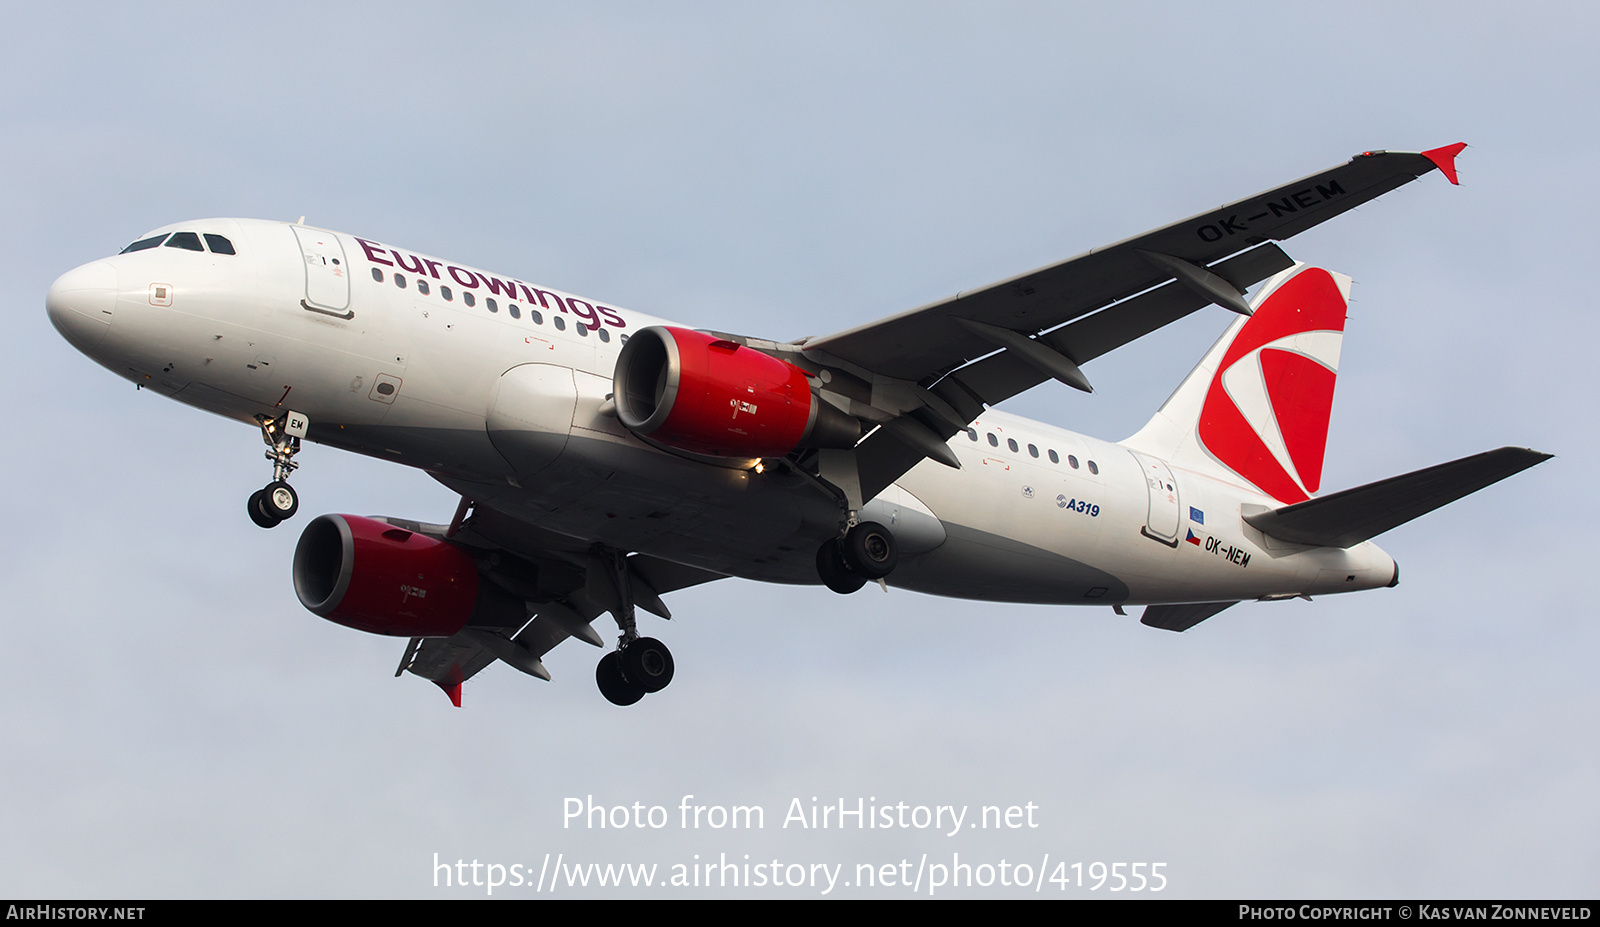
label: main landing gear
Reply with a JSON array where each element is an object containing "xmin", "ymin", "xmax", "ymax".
[
  {"xmin": 815, "ymin": 521, "xmax": 898, "ymax": 594},
  {"xmin": 594, "ymin": 547, "xmax": 676, "ymax": 706},
  {"xmin": 247, "ymin": 411, "xmax": 307, "ymax": 529},
  {"xmin": 595, "ymin": 637, "xmax": 675, "ymax": 706}
]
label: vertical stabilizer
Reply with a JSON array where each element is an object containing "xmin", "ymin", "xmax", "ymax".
[{"xmin": 1122, "ymin": 264, "xmax": 1350, "ymax": 504}]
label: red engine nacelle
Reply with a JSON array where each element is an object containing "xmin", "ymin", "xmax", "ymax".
[
  {"xmin": 613, "ymin": 326, "xmax": 857, "ymax": 458},
  {"xmin": 293, "ymin": 514, "xmax": 482, "ymax": 637}
]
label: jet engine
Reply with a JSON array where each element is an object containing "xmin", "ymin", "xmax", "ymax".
[
  {"xmin": 293, "ymin": 514, "xmax": 516, "ymax": 637},
  {"xmin": 613, "ymin": 326, "xmax": 858, "ymax": 458}
]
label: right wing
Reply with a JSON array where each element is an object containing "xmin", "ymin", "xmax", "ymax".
[
  {"xmin": 804, "ymin": 145, "xmax": 1465, "ymax": 383},
  {"xmin": 798, "ymin": 146, "xmax": 1467, "ymax": 501}
]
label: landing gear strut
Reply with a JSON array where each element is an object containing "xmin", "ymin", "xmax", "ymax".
[
  {"xmin": 248, "ymin": 411, "xmax": 307, "ymax": 528},
  {"xmin": 594, "ymin": 547, "xmax": 676, "ymax": 706},
  {"xmin": 815, "ymin": 521, "xmax": 898, "ymax": 594}
]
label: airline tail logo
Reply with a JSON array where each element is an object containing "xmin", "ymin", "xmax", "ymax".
[{"xmin": 1196, "ymin": 267, "xmax": 1347, "ymax": 504}]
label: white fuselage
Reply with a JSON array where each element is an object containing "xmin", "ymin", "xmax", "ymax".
[{"xmin": 47, "ymin": 218, "xmax": 1397, "ymax": 608}]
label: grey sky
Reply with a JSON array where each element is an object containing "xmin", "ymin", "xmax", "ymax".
[{"xmin": 2, "ymin": 2, "xmax": 1593, "ymax": 898}]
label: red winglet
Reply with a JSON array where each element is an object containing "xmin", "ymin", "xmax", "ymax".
[
  {"xmin": 1421, "ymin": 142, "xmax": 1467, "ymax": 185},
  {"xmin": 436, "ymin": 679, "xmax": 463, "ymax": 708}
]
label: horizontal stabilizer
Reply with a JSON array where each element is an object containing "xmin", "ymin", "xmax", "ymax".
[
  {"xmin": 1141, "ymin": 601, "xmax": 1236, "ymax": 632},
  {"xmin": 1244, "ymin": 447, "xmax": 1551, "ymax": 548}
]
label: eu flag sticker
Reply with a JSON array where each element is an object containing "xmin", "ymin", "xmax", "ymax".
[{"xmin": 1189, "ymin": 506, "xmax": 1205, "ymax": 524}]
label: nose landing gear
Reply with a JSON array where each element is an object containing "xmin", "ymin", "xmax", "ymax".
[
  {"xmin": 247, "ymin": 482, "xmax": 299, "ymax": 528},
  {"xmin": 248, "ymin": 411, "xmax": 307, "ymax": 528}
]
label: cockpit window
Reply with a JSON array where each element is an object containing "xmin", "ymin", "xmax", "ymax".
[
  {"xmin": 120, "ymin": 234, "xmax": 169, "ymax": 254},
  {"xmin": 203, "ymin": 234, "xmax": 236, "ymax": 255},
  {"xmin": 164, "ymin": 232, "xmax": 204, "ymax": 252}
]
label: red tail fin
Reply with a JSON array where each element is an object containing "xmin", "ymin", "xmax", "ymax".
[
  {"xmin": 1124, "ymin": 265, "xmax": 1350, "ymax": 503},
  {"xmin": 1197, "ymin": 267, "xmax": 1347, "ymax": 502}
]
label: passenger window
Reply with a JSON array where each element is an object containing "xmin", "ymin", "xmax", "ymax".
[
  {"xmin": 1028, "ymin": 444, "xmax": 1039, "ymax": 458},
  {"xmin": 554, "ymin": 317, "xmax": 566, "ymax": 331},
  {"xmin": 966, "ymin": 428, "xmax": 977, "ymax": 441},
  {"xmin": 530, "ymin": 310, "xmax": 543, "ymax": 325},
  {"xmin": 619, "ymin": 333, "xmax": 629, "ymax": 344},
  {"xmin": 486, "ymin": 298, "xmax": 498, "ymax": 313},
  {"xmin": 164, "ymin": 232, "xmax": 204, "ymax": 251},
  {"xmin": 577, "ymin": 322, "xmax": 588, "ymax": 337},
  {"xmin": 509, "ymin": 304, "xmax": 521, "ymax": 319},
  {"xmin": 370, "ymin": 268, "xmax": 384, "ymax": 283},
  {"xmin": 395, "ymin": 274, "xmax": 407, "ymax": 289},
  {"xmin": 203, "ymin": 234, "xmax": 236, "ymax": 255},
  {"xmin": 1068, "ymin": 455, "xmax": 1079, "ymax": 469},
  {"xmin": 1048, "ymin": 449, "xmax": 1059, "ymax": 464},
  {"xmin": 598, "ymin": 328, "xmax": 611, "ymax": 343},
  {"xmin": 417, "ymin": 279, "xmax": 430, "ymax": 295},
  {"xmin": 120, "ymin": 234, "xmax": 169, "ymax": 253},
  {"xmin": 1007, "ymin": 438, "xmax": 1018, "ymax": 453},
  {"xmin": 440, "ymin": 285, "xmax": 452, "ymax": 301},
  {"xmin": 1087, "ymin": 460, "xmax": 1099, "ymax": 475},
  {"xmin": 987, "ymin": 433, "xmax": 998, "ymax": 447},
  {"xmin": 464, "ymin": 292, "xmax": 476, "ymax": 307}
]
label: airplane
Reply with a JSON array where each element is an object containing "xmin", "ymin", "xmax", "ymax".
[{"xmin": 44, "ymin": 142, "xmax": 1549, "ymax": 708}]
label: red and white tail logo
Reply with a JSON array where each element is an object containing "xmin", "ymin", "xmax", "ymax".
[
  {"xmin": 1121, "ymin": 264, "xmax": 1350, "ymax": 504},
  {"xmin": 1196, "ymin": 267, "xmax": 1347, "ymax": 503}
]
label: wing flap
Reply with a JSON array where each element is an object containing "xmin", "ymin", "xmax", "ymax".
[
  {"xmin": 854, "ymin": 243, "xmax": 1298, "ymax": 499},
  {"xmin": 949, "ymin": 242, "xmax": 1294, "ymax": 408},
  {"xmin": 1244, "ymin": 447, "xmax": 1551, "ymax": 548},
  {"xmin": 407, "ymin": 636, "xmax": 498, "ymax": 696}
]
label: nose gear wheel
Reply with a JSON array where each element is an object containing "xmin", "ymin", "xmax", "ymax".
[{"xmin": 248, "ymin": 412, "xmax": 307, "ymax": 528}]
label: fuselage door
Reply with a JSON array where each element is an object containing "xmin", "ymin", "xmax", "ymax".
[
  {"xmin": 292, "ymin": 225, "xmax": 351, "ymax": 317},
  {"xmin": 1132, "ymin": 452, "xmax": 1181, "ymax": 546}
]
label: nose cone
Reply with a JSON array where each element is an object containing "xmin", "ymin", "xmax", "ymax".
[{"xmin": 47, "ymin": 260, "xmax": 118, "ymax": 352}]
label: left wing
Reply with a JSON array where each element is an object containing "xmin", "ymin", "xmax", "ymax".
[
  {"xmin": 387, "ymin": 504, "xmax": 725, "ymax": 706},
  {"xmin": 798, "ymin": 145, "xmax": 1467, "ymax": 500}
]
